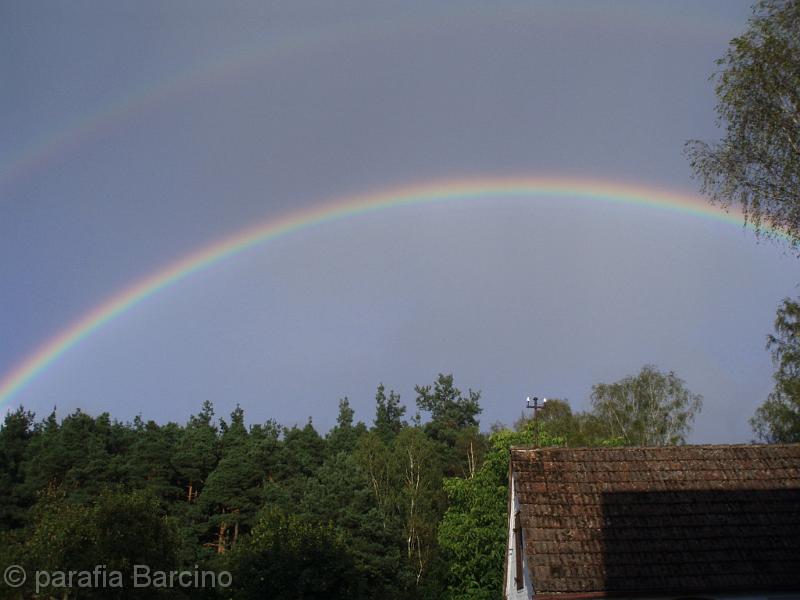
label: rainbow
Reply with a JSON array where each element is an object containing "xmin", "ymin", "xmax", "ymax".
[
  {"xmin": 0, "ymin": 176, "xmax": 762, "ymax": 408},
  {"xmin": 1, "ymin": 6, "xmax": 739, "ymax": 191}
]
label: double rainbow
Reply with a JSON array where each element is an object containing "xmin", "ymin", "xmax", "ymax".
[{"xmin": 0, "ymin": 177, "xmax": 755, "ymax": 408}]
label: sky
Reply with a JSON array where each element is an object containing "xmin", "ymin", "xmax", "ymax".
[{"xmin": 1, "ymin": 0, "xmax": 797, "ymax": 443}]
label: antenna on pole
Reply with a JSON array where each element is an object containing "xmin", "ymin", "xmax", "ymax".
[
  {"xmin": 525, "ymin": 396, "xmax": 547, "ymax": 413},
  {"xmin": 525, "ymin": 396, "xmax": 548, "ymax": 446}
]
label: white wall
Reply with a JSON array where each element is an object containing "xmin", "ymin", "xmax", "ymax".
[{"xmin": 505, "ymin": 473, "xmax": 533, "ymax": 600}]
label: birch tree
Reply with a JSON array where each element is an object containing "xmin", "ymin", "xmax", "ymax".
[
  {"xmin": 751, "ymin": 297, "xmax": 800, "ymax": 441},
  {"xmin": 590, "ymin": 365, "xmax": 703, "ymax": 446},
  {"xmin": 686, "ymin": 0, "xmax": 800, "ymax": 249}
]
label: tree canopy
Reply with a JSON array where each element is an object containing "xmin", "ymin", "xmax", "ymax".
[
  {"xmin": 752, "ymin": 297, "xmax": 800, "ymax": 442},
  {"xmin": 590, "ymin": 365, "xmax": 703, "ymax": 446},
  {"xmin": 0, "ymin": 370, "xmax": 700, "ymax": 599},
  {"xmin": 686, "ymin": 0, "xmax": 800, "ymax": 248},
  {"xmin": 686, "ymin": 0, "xmax": 800, "ymax": 442}
]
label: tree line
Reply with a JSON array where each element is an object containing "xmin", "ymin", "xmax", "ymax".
[{"xmin": 0, "ymin": 368, "xmax": 700, "ymax": 599}]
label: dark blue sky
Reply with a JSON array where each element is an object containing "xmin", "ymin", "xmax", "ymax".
[{"xmin": 2, "ymin": 1, "xmax": 796, "ymax": 441}]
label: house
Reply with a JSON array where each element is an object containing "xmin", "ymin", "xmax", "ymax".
[{"xmin": 505, "ymin": 444, "xmax": 800, "ymax": 600}]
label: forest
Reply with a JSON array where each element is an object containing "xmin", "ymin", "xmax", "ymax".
[{"xmin": 0, "ymin": 368, "xmax": 702, "ymax": 600}]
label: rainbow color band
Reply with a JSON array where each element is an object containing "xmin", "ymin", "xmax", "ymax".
[{"xmin": 0, "ymin": 177, "xmax": 763, "ymax": 408}]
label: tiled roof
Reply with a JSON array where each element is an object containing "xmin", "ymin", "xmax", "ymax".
[{"xmin": 510, "ymin": 444, "xmax": 800, "ymax": 597}]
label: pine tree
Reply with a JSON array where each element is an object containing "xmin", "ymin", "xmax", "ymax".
[
  {"xmin": 0, "ymin": 407, "xmax": 35, "ymax": 529},
  {"xmin": 200, "ymin": 405, "xmax": 262, "ymax": 553},
  {"xmin": 415, "ymin": 374, "xmax": 482, "ymax": 475},
  {"xmin": 173, "ymin": 401, "xmax": 219, "ymax": 504},
  {"xmin": 374, "ymin": 384, "xmax": 406, "ymax": 442}
]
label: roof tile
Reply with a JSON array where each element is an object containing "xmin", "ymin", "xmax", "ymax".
[{"xmin": 511, "ymin": 444, "xmax": 800, "ymax": 595}]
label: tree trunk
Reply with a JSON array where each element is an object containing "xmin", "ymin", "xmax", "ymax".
[
  {"xmin": 232, "ymin": 508, "xmax": 240, "ymax": 548},
  {"xmin": 217, "ymin": 513, "xmax": 227, "ymax": 554},
  {"xmin": 467, "ymin": 440, "xmax": 476, "ymax": 479}
]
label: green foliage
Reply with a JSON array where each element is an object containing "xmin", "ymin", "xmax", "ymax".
[
  {"xmin": 0, "ymin": 371, "xmax": 704, "ymax": 600},
  {"xmin": 20, "ymin": 409, "xmax": 134, "ymax": 504},
  {"xmin": 590, "ymin": 365, "xmax": 703, "ymax": 446},
  {"xmin": 752, "ymin": 296, "xmax": 800, "ymax": 441},
  {"xmin": 127, "ymin": 419, "xmax": 182, "ymax": 503},
  {"xmin": 299, "ymin": 451, "xmax": 408, "ymax": 599},
  {"xmin": 513, "ymin": 399, "xmax": 628, "ymax": 447},
  {"xmin": 373, "ymin": 384, "xmax": 406, "ymax": 442},
  {"xmin": 416, "ymin": 374, "xmax": 482, "ymax": 444},
  {"xmin": 19, "ymin": 488, "xmax": 180, "ymax": 599},
  {"xmin": 327, "ymin": 398, "xmax": 368, "ymax": 455},
  {"xmin": 21, "ymin": 491, "xmax": 94, "ymax": 583},
  {"xmin": 0, "ymin": 407, "xmax": 35, "ymax": 529},
  {"xmin": 686, "ymin": 0, "xmax": 800, "ymax": 248},
  {"xmin": 354, "ymin": 432, "xmax": 397, "ymax": 531},
  {"xmin": 226, "ymin": 510, "xmax": 361, "ymax": 600},
  {"xmin": 392, "ymin": 426, "xmax": 445, "ymax": 593},
  {"xmin": 200, "ymin": 407, "xmax": 264, "ymax": 554},
  {"xmin": 268, "ymin": 419, "xmax": 326, "ymax": 508},
  {"xmin": 438, "ymin": 427, "xmax": 564, "ymax": 600},
  {"xmin": 173, "ymin": 401, "xmax": 219, "ymax": 503},
  {"xmin": 416, "ymin": 374, "xmax": 482, "ymax": 476}
]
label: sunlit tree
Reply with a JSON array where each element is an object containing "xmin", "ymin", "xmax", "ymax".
[
  {"xmin": 590, "ymin": 365, "xmax": 703, "ymax": 446},
  {"xmin": 752, "ymin": 297, "xmax": 800, "ymax": 442},
  {"xmin": 686, "ymin": 0, "xmax": 800, "ymax": 248}
]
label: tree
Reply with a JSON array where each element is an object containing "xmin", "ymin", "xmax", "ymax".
[
  {"xmin": 751, "ymin": 297, "xmax": 800, "ymax": 441},
  {"xmin": 415, "ymin": 374, "xmax": 482, "ymax": 475},
  {"xmin": 271, "ymin": 419, "xmax": 326, "ymax": 505},
  {"xmin": 392, "ymin": 427, "xmax": 444, "ymax": 593},
  {"xmin": 126, "ymin": 418, "xmax": 181, "ymax": 503},
  {"xmin": 327, "ymin": 398, "xmax": 368, "ymax": 455},
  {"xmin": 438, "ymin": 427, "xmax": 565, "ymax": 600},
  {"xmin": 590, "ymin": 365, "xmax": 703, "ymax": 446},
  {"xmin": 227, "ymin": 510, "xmax": 361, "ymax": 600},
  {"xmin": 514, "ymin": 398, "xmax": 575, "ymax": 440},
  {"xmin": 21, "ymin": 409, "xmax": 125, "ymax": 503},
  {"xmin": 513, "ymin": 399, "xmax": 624, "ymax": 447},
  {"xmin": 686, "ymin": 0, "xmax": 800, "ymax": 248},
  {"xmin": 21, "ymin": 488, "xmax": 180, "ymax": 599},
  {"xmin": 0, "ymin": 407, "xmax": 35, "ymax": 529},
  {"xmin": 354, "ymin": 432, "xmax": 396, "ymax": 532},
  {"xmin": 415, "ymin": 375, "xmax": 482, "ymax": 439},
  {"xmin": 173, "ymin": 402, "xmax": 219, "ymax": 504},
  {"xmin": 299, "ymin": 451, "xmax": 407, "ymax": 600},
  {"xmin": 356, "ymin": 424, "xmax": 448, "ymax": 595},
  {"xmin": 373, "ymin": 384, "xmax": 406, "ymax": 442},
  {"xmin": 200, "ymin": 406, "xmax": 261, "ymax": 554}
]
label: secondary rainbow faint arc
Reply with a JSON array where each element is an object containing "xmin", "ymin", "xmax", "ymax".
[
  {"xmin": 0, "ymin": 177, "xmax": 753, "ymax": 408},
  {"xmin": 0, "ymin": 8, "xmax": 735, "ymax": 190}
]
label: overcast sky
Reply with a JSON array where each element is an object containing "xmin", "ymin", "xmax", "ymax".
[{"xmin": 2, "ymin": 0, "xmax": 796, "ymax": 442}]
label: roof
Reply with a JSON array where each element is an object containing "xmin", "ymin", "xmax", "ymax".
[{"xmin": 510, "ymin": 444, "xmax": 800, "ymax": 598}]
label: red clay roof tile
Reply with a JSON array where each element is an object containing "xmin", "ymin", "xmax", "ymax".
[{"xmin": 510, "ymin": 444, "xmax": 800, "ymax": 595}]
